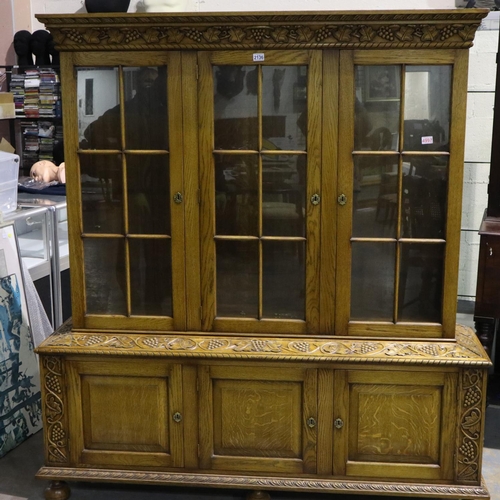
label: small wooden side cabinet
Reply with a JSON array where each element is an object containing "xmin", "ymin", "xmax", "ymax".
[{"xmin": 35, "ymin": 9, "xmax": 491, "ymax": 500}]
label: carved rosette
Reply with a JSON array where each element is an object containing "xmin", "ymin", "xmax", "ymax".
[
  {"xmin": 42, "ymin": 357, "xmax": 69, "ymax": 464},
  {"xmin": 36, "ymin": 11, "xmax": 487, "ymax": 51},
  {"xmin": 457, "ymin": 369, "xmax": 485, "ymax": 483}
]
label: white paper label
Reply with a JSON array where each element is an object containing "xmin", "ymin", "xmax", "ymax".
[
  {"xmin": 253, "ymin": 53, "xmax": 265, "ymax": 62},
  {"xmin": 421, "ymin": 136, "xmax": 434, "ymax": 145}
]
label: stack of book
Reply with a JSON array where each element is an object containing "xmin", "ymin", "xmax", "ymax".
[
  {"xmin": 24, "ymin": 69, "xmax": 41, "ymax": 118},
  {"xmin": 9, "ymin": 74, "xmax": 26, "ymax": 117}
]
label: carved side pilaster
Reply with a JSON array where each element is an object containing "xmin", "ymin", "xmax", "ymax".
[
  {"xmin": 41, "ymin": 356, "xmax": 69, "ymax": 464},
  {"xmin": 457, "ymin": 368, "xmax": 486, "ymax": 484}
]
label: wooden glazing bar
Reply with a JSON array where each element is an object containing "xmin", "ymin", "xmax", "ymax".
[
  {"xmin": 125, "ymin": 234, "xmax": 171, "ymax": 239},
  {"xmin": 399, "ymin": 238, "xmax": 446, "ymax": 244},
  {"xmin": 214, "ymin": 149, "xmax": 308, "ymax": 155},
  {"xmin": 352, "ymin": 150, "xmax": 400, "ymax": 156},
  {"xmin": 350, "ymin": 237, "xmax": 397, "ymax": 243},
  {"xmin": 260, "ymin": 236, "xmax": 306, "ymax": 242},
  {"xmin": 81, "ymin": 233, "xmax": 126, "ymax": 238},
  {"xmin": 258, "ymin": 64, "xmax": 263, "ymax": 321},
  {"xmin": 213, "ymin": 235, "xmax": 260, "ymax": 241},
  {"xmin": 123, "ymin": 150, "xmax": 169, "ymax": 155},
  {"xmin": 78, "ymin": 149, "xmax": 122, "ymax": 154}
]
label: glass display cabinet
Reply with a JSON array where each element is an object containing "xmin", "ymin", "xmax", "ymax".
[{"xmin": 35, "ymin": 9, "xmax": 491, "ymax": 500}]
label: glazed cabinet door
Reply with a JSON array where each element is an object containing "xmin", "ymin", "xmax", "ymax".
[
  {"xmin": 198, "ymin": 50, "xmax": 325, "ymax": 336},
  {"xmin": 335, "ymin": 50, "xmax": 469, "ymax": 338},
  {"xmin": 66, "ymin": 358, "xmax": 184, "ymax": 468},
  {"xmin": 62, "ymin": 51, "xmax": 186, "ymax": 331},
  {"xmin": 198, "ymin": 364, "xmax": 317, "ymax": 474},
  {"xmin": 333, "ymin": 369, "xmax": 458, "ymax": 481}
]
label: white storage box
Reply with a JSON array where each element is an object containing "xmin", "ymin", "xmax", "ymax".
[{"xmin": 0, "ymin": 151, "xmax": 19, "ymax": 214}]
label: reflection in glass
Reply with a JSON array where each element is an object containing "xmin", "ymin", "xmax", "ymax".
[
  {"xmin": 263, "ymin": 241, "xmax": 305, "ymax": 319},
  {"xmin": 262, "ymin": 66, "xmax": 307, "ymax": 151},
  {"xmin": 351, "ymin": 242, "xmax": 395, "ymax": 321},
  {"xmin": 214, "ymin": 66, "xmax": 258, "ymax": 150},
  {"xmin": 353, "ymin": 155, "xmax": 398, "ymax": 238},
  {"xmin": 127, "ymin": 154, "xmax": 170, "ymax": 235},
  {"xmin": 84, "ymin": 238, "xmax": 126, "ymax": 315},
  {"xmin": 129, "ymin": 239, "xmax": 172, "ymax": 316},
  {"xmin": 354, "ymin": 65, "xmax": 400, "ymax": 151},
  {"xmin": 215, "ymin": 154, "xmax": 258, "ymax": 236},
  {"xmin": 80, "ymin": 154, "xmax": 123, "ymax": 234},
  {"xmin": 398, "ymin": 243, "xmax": 444, "ymax": 323},
  {"xmin": 404, "ymin": 66, "xmax": 451, "ymax": 152},
  {"xmin": 400, "ymin": 156, "xmax": 448, "ymax": 239},
  {"xmin": 263, "ymin": 155, "xmax": 305, "ymax": 237},
  {"xmin": 216, "ymin": 240, "xmax": 258, "ymax": 318},
  {"xmin": 78, "ymin": 67, "xmax": 120, "ymax": 150},
  {"xmin": 124, "ymin": 67, "xmax": 169, "ymax": 150}
]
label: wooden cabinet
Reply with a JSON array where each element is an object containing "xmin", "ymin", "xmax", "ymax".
[{"xmin": 35, "ymin": 9, "xmax": 492, "ymax": 500}]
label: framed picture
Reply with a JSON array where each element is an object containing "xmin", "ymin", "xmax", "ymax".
[
  {"xmin": 365, "ymin": 66, "xmax": 401, "ymax": 101},
  {"xmin": 0, "ymin": 224, "xmax": 42, "ymax": 458}
]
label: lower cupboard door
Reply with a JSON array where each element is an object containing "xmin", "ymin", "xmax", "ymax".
[
  {"xmin": 198, "ymin": 364, "xmax": 317, "ymax": 475},
  {"xmin": 334, "ymin": 369, "xmax": 457, "ymax": 481},
  {"xmin": 67, "ymin": 359, "xmax": 184, "ymax": 468}
]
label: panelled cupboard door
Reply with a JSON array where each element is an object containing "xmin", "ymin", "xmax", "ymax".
[
  {"xmin": 198, "ymin": 51, "xmax": 324, "ymax": 335},
  {"xmin": 198, "ymin": 364, "xmax": 317, "ymax": 474},
  {"xmin": 333, "ymin": 369, "xmax": 457, "ymax": 481},
  {"xmin": 335, "ymin": 50, "xmax": 469, "ymax": 338},
  {"xmin": 66, "ymin": 358, "xmax": 184, "ymax": 468},
  {"xmin": 62, "ymin": 51, "xmax": 186, "ymax": 331}
]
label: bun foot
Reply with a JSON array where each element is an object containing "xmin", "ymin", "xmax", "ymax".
[
  {"xmin": 44, "ymin": 480, "xmax": 71, "ymax": 500},
  {"xmin": 246, "ymin": 491, "xmax": 271, "ymax": 500}
]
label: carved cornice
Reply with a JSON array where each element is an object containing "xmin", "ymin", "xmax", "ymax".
[
  {"xmin": 36, "ymin": 10, "xmax": 488, "ymax": 51},
  {"xmin": 41, "ymin": 357, "xmax": 69, "ymax": 464},
  {"xmin": 457, "ymin": 369, "xmax": 486, "ymax": 483},
  {"xmin": 35, "ymin": 323, "xmax": 491, "ymax": 366},
  {"xmin": 36, "ymin": 466, "xmax": 490, "ymax": 497}
]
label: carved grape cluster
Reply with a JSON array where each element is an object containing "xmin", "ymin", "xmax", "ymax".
[
  {"xmin": 464, "ymin": 387, "xmax": 481, "ymax": 407},
  {"xmin": 359, "ymin": 343, "xmax": 379, "ymax": 354},
  {"xmin": 251, "ymin": 339, "xmax": 268, "ymax": 351},
  {"xmin": 124, "ymin": 29, "xmax": 141, "ymax": 43},
  {"xmin": 378, "ymin": 26, "xmax": 395, "ymax": 41},
  {"xmin": 316, "ymin": 27, "xmax": 331, "ymax": 42},
  {"xmin": 51, "ymin": 423, "xmax": 66, "ymax": 443},
  {"xmin": 459, "ymin": 440, "xmax": 476, "ymax": 459},
  {"xmin": 143, "ymin": 337, "xmax": 159, "ymax": 348},
  {"xmin": 85, "ymin": 335, "xmax": 102, "ymax": 346},
  {"xmin": 292, "ymin": 341, "xmax": 310, "ymax": 353},
  {"xmin": 185, "ymin": 28, "xmax": 203, "ymax": 42},
  {"xmin": 440, "ymin": 26, "xmax": 458, "ymax": 40},
  {"xmin": 46, "ymin": 374, "xmax": 62, "ymax": 394},
  {"xmin": 418, "ymin": 344, "xmax": 439, "ymax": 357},
  {"xmin": 65, "ymin": 29, "xmax": 84, "ymax": 44},
  {"xmin": 250, "ymin": 28, "xmax": 267, "ymax": 43},
  {"xmin": 207, "ymin": 339, "xmax": 225, "ymax": 350}
]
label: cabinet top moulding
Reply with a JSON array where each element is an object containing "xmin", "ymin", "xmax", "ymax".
[{"xmin": 36, "ymin": 9, "xmax": 488, "ymax": 52}]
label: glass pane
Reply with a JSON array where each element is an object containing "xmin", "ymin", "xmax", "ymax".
[
  {"xmin": 353, "ymin": 155, "xmax": 398, "ymax": 238},
  {"xmin": 214, "ymin": 65, "xmax": 257, "ymax": 150},
  {"xmin": 263, "ymin": 241, "xmax": 305, "ymax": 320},
  {"xmin": 404, "ymin": 65, "xmax": 451, "ymax": 152},
  {"xmin": 216, "ymin": 240, "xmax": 258, "ymax": 318},
  {"xmin": 124, "ymin": 66, "xmax": 168, "ymax": 150},
  {"xmin": 78, "ymin": 67, "xmax": 120, "ymax": 150},
  {"xmin": 262, "ymin": 66, "xmax": 307, "ymax": 151},
  {"xmin": 263, "ymin": 155, "xmax": 305, "ymax": 237},
  {"xmin": 84, "ymin": 238, "xmax": 126, "ymax": 315},
  {"xmin": 215, "ymin": 154, "xmax": 258, "ymax": 236},
  {"xmin": 401, "ymin": 156, "xmax": 448, "ymax": 239},
  {"xmin": 129, "ymin": 239, "xmax": 172, "ymax": 316},
  {"xmin": 351, "ymin": 242, "xmax": 395, "ymax": 321},
  {"xmin": 354, "ymin": 65, "xmax": 401, "ymax": 151},
  {"xmin": 127, "ymin": 154, "xmax": 170, "ymax": 235},
  {"xmin": 398, "ymin": 243, "xmax": 444, "ymax": 323},
  {"xmin": 80, "ymin": 154, "xmax": 123, "ymax": 234}
]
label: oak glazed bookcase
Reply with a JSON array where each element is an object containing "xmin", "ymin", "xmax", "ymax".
[{"xmin": 35, "ymin": 10, "xmax": 492, "ymax": 500}]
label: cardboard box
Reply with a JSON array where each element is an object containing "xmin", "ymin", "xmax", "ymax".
[{"xmin": 0, "ymin": 93, "xmax": 15, "ymax": 120}]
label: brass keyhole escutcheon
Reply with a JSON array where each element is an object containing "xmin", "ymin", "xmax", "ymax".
[
  {"xmin": 173, "ymin": 192, "xmax": 183, "ymax": 204},
  {"xmin": 334, "ymin": 418, "xmax": 344, "ymax": 429},
  {"xmin": 307, "ymin": 417, "xmax": 316, "ymax": 428},
  {"xmin": 337, "ymin": 194, "xmax": 347, "ymax": 206},
  {"xmin": 173, "ymin": 412, "xmax": 183, "ymax": 423},
  {"xmin": 310, "ymin": 194, "xmax": 321, "ymax": 206}
]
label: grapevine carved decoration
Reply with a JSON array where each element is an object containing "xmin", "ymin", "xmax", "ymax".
[
  {"xmin": 457, "ymin": 369, "xmax": 485, "ymax": 483},
  {"xmin": 42, "ymin": 357, "xmax": 69, "ymax": 463},
  {"xmin": 37, "ymin": 12, "xmax": 486, "ymax": 51},
  {"xmin": 38, "ymin": 324, "xmax": 490, "ymax": 366}
]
